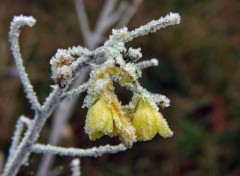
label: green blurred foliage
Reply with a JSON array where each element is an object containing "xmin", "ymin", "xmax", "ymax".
[{"xmin": 0, "ymin": 0, "xmax": 240, "ymax": 175}]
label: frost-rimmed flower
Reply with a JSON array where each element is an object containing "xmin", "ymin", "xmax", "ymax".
[
  {"xmin": 83, "ymin": 48, "xmax": 173, "ymax": 147},
  {"xmin": 84, "ymin": 94, "xmax": 114, "ymax": 140},
  {"xmin": 132, "ymin": 96, "xmax": 173, "ymax": 141},
  {"xmin": 84, "ymin": 91, "xmax": 136, "ymax": 148}
]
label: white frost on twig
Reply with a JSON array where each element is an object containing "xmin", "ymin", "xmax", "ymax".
[
  {"xmin": 32, "ymin": 144, "xmax": 127, "ymax": 157},
  {"xmin": 105, "ymin": 12, "xmax": 181, "ymax": 46},
  {"xmin": 136, "ymin": 58, "xmax": 159, "ymax": 69},
  {"xmin": 62, "ymin": 82, "xmax": 89, "ymax": 99},
  {"xmin": 4, "ymin": 6, "xmax": 181, "ymax": 176},
  {"xmin": 71, "ymin": 158, "xmax": 81, "ymax": 176},
  {"xmin": 9, "ymin": 15, "xmax": 41, "ymax": 112},
  {"xmin": 8, "ymin": 116, "xmax": 31, "ymax": 160}
]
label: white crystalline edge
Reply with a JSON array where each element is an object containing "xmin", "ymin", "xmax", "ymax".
[
  {"xmin": 150, "ymin": 58, "xmax": 158, "ymax": 66},
  {"xmin": 128, "ymin": 47, "xmax": 142, "ymax": 59},
  {"xmin": 11, "ymin": 15, "xmax": 36, "ymax": 29},
  {"xmin": 71, "ymin": 158, "xmax": 80, "ymax": 166},
  {"xmin": 124, "ymin": 63, "xmax": 139, "ymax": 80}
]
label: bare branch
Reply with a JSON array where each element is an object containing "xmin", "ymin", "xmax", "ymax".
[
  {"xmin": 8, "ymin": 116, "xmax": 31, "ymax": 161},
  {"xmin": 2, "ymin": 87, "xmax": 63, "ymax": 176},
  {"xmin": 32, "ymin": 144, "xmax": 127, "ymax": 157},
  {"xmin": 105, "ymin": 13, "xmax": 181, "ymax": 46},
  {"xmin": 9, "ymin": 15, "xmax": 41, "ymax": 112},
  {"xmin": 74, "ymin": 0, "xmax": 92, "ymax": 46},
  {"xmin": 61, "ymin": 81, "xmax": 89, "ymax": 99},
  {"xmin": 95, "ymin": 0, "xmax": 117, "ymax": 31},
  {"xmin": 117, "ymin": 0, "xmax": 143, "ymax": 27},
  {"xmin": 36, "ymin": 72, "xmax": 89, "ymax": 176},
  {"xmin": 136, "ymin": 58, "xmax": 159, "ymax": 69},
  {"xmin": 71, "ymin": 159, "xmax": 81, "ymax": 176}
]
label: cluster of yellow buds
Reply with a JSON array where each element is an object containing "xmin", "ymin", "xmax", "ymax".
[{"xmin": 83, "ymin": 56, "xmax": 173, "ymax": 148}]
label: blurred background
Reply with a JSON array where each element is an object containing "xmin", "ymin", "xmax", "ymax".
[{"xmin": 0, "ymin": 0, "xmax": 240, "ymax": 175}]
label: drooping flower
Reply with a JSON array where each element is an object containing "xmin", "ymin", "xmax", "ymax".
[
  {"xmin": 85, "ymin": 95, "xmax": 113, "ymax": 140},
  {"xmin": 132, "ymin": 97, "xmax": 173, "ymax": 141},
  {"xmin": 84, "ymin": 56, "xmax": 172, "ymax": 147},
  {"xmin": 84, "ymin": 91, "xmax": 136, "ymax": 148},
  {"xmin": 110, "ymin": 95, "xmax": 136, "ymax": 148}
]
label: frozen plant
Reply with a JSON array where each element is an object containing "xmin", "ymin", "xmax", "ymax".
[
  {"xmin": 38, "ymin": 1, "xmax": 144, "ymax": 174},
  {"xmin": 2, "ymin": 11, "xmax": 181, "ymax": 176}
]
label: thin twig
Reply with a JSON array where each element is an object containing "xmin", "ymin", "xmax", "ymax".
[
  {"xmin": 94, "ymin": 0, "xmax": 126, "ymax": 39},
  {"xmin": 105, "ymin": 12, "xmax": 181, "ymax": 46},
  {"xmin": 32, "ymin": 144, "xmax": 127, "ymax": 157},
  {"xmin": 36, "ymin": 71, "xmax": 89, "ymax": 176},
  {"xmin": 117, "ymin": 0, "xmax": 143, "ymax": 27},
  {"xmin": 136, "ymin": 58, "xmax": 159, "ymax": 69},
  {"xmin": 2, "ymin": 87, "xmax": 63, "ymax": 176},
  {"xmin": 94, "ymin": 0, "xmax": 117, "ymax": 32},
  {"xmin": 61, "ymin": 81, "xmax": 89, "ymax": 99},
  {"xmin": 71, "ymin": 159, "xmax": 81, "ymax": 176},
  {"xmin": 74, "ymin": 0, "xmax": 92, "ymax": 46},
  {"xmin": 8, "ymin": 116, "xmax": 31, "ymax": 161},
  {"xmin": 9, "ymin": 16, "xmax": 41, "ymax": 112}
]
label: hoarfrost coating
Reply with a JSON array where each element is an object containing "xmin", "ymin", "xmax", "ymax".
[{"xmin": 2, "ymin": 12, "xmax": 180, "ymax": 176}]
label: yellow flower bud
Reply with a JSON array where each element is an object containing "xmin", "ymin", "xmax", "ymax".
[
  {"xmin": 85, "ymin": 96, "xmax": 113, "ymax": 140},
  {"xmin": 132, "ymin": 98, "xmax": 158, "ymax": 141},
  {"xmin": 132, "ymin": 98, "xmax": 173, "ymax": 141}
]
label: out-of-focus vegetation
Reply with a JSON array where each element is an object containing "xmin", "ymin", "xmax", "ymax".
[{"xmin": 1, "ymin": 0, "xmax": 240, "ymax": 175}]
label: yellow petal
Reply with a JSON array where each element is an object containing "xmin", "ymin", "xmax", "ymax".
[
  {"xmin": 153, "ymin": 110, "xmax": 173, "ymax": 138},
  {"xmin": 111, "ymin": 108, "xmax": 123, "ymax": 129},
  {"xmin": 119, "ymin": 72, "xmax": 133, "ymax": 85},
  {"xmin": 85, "ymin": 96, "xmax": 113, "ymax": 139},
  {"xmin": 107, "ymin": 67, "xmax": 119, "ymax": 75},
  {"xmin": 89, "ymin": 131, "xmax": 104, "ymax": 140},
  {"xmin": 111, "ymin": 103, "xmax": 136, "ymax": 148},
  {"xmin": 132, "ymin": 99, "xmax": 158, "ymax": 141}
]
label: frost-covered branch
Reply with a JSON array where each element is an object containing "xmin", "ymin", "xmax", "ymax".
[
  {"xmin": 32, "ymin": 144, "xmax": 127, "ymax": 157},
  {"xmin": 105, "ymin": 12, "xmax": 181, "ymax": 46},
  {"xmin": 8, "ymin": 116, "xmax": 31, "ymax": 161},
  {"xmin": 4, "ymin": 5, "xmax": 181, "ymax": 175},
  {"xmin": 37, "ymin": 1, "xmax": 144, "ymax": 175},
  {"xmin": 136, "ymin": 58, "xmax": 159, "ymax": 69},
  {"xmin": 71, "ymin": 159, "xmax": 81, "ymax": 176},
  {"xmin": 2, "ymin": 87, "xmax": 64, "ymax": 176},
  {"xmin": 9, "ymin": 15, "xmax": 41, "ymax": 112},
  {"xmin": 62, "ymin": 81, "xmax": 89, "ymax": 99}
]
